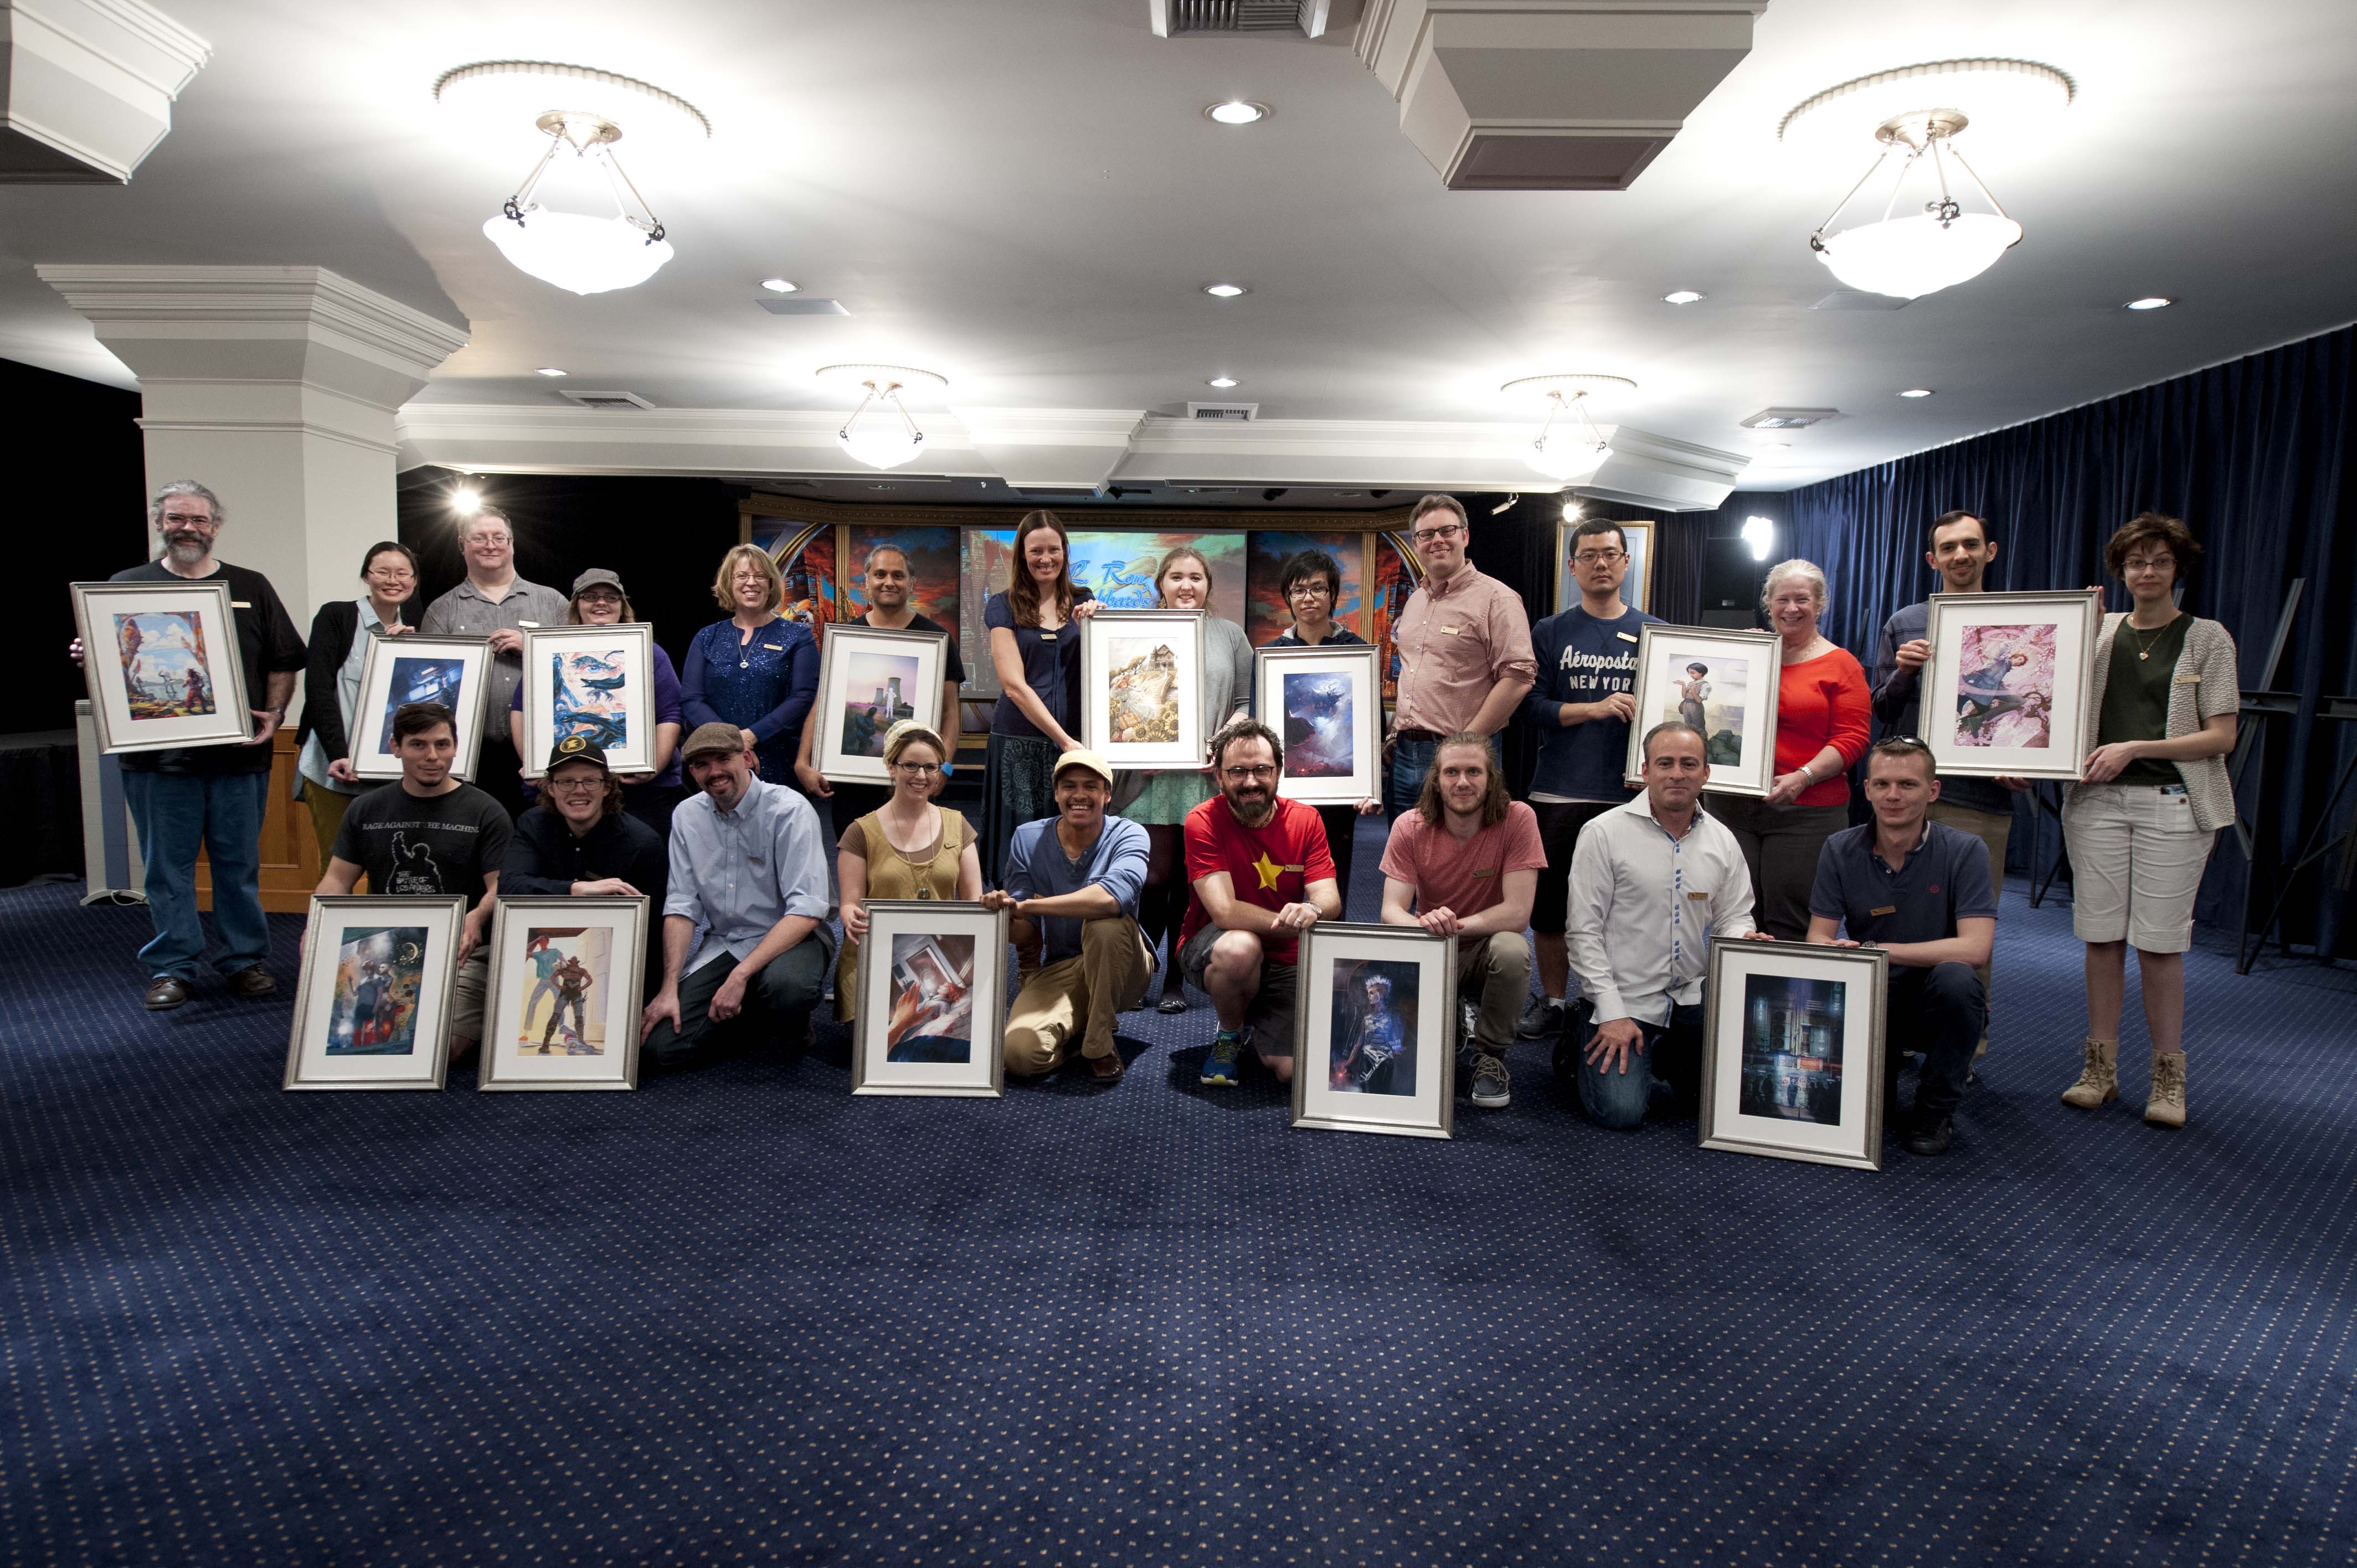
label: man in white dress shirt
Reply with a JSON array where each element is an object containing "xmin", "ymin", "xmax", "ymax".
[{"xmin": 1563, "ymin": 720, "xmax": 1758, "ymax": 1128}]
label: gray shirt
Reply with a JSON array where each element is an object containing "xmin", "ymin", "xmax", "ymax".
[
  {"xmin": 418, "ymin": 575, "xmax": 570, "ymax": 732},
  {"xmin": 664, "ymin": 774, "xmax": 836, "ymax": 978},
  {"xmin": 1003, "ymin": 812, "xmax": 1150, "ymax": 965}
]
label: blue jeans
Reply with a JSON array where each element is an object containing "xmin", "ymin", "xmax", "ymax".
[
  {"xmin": 1386, "ymin": 736, "xmax": 1438, "ymax": 821},
  {"xmin": 1888, "ymin": 962, "xmax": 1986, "ymax": 1120},
  {"xmin": 120, "ymin": 768, "xmax": 273, "ymax": 981},
  {"xmin": 1567, "ymin": 1001, "xmax": 1705, "ymax": 1129}
]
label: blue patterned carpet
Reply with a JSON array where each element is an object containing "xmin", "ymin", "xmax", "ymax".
[{"xmin": 4, "ymin": 854, "xmax": 2355, "ymax": 1566}]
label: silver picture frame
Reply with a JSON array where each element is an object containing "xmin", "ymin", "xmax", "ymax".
[
  {"xmin": 1623, "ymin": 623, "xmax": 1783, "ymax": 797},
  {"xmin": 813, "ymin": 622, "xmax": 954, "ymax": 786},
  {"xmin": 285, "ymin": 894, "xmax": 468, "ymax": 1091},
  {"xmin": 1255, "ymin": 643, "xmax": 1384, "ymax": 807},
  {"xmin": 851, "ymin": 900, "xmax": 1010, "ymax": 1097},
  {"xmin": 70, "ymin": 579, "xmax": 256, "ymax": 754},
  {"xmin": 1699, "ymin": 937, "xmax": 1887, "ymax": 1171},
  {"xmin": 349, "ymin": 633, "xmax": 496, "ymax": 782},
  {"xmin": 1290, "ymin": 921, "xmax": 1457, "ymax": 1139},
  {"xmin": 519, "ymin": 623, "xmax": 658, "ymax": 779},
  {"xmin": 1920, "ymin": 589, "xmax": 2104, "ymax": 782},
  {"xmin": 477, "ymin": 895, "xmax": 649, "ymax": 1091},
  {"xmin": 1080, "ymin": 608, "xmax": 1212, "ymax": 770}
]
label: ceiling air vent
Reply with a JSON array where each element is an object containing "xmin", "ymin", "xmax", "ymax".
[
  {"xmin": 1740, "ymin": 407, "xmax": 1839, "ymax": 431},
  {"xmin": 1151, "ymin": 1, "xmax": 1331, "ymax": 38},
  {"xmin": 560, "ymin": 390, "xmax": 656, "ymax": 410},
  {"xmin": 1187, "ymin": 401, "xmax": 1259, "ymax": 421}
]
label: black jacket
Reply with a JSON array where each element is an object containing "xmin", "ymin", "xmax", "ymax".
[
  {"xmin": 298, "ymin": 600, "xmax": 405, "ymax": 764},
  {"xmin": 501, "ymin": 806, "xmax": 668, "ymax": 908}
]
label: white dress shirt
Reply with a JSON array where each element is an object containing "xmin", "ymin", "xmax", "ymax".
[
  {"xmin": 1566, "ymin": 793, "xmax": 1755, "ymax": 1025},
  {"xmin": 665, "ymin": 774, "xmax": 836, "ymax": 977}
]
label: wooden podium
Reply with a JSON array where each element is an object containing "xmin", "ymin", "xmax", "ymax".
[{"xmin": 195, "ymin": 730, "xmax": 326, "ymax": 913}]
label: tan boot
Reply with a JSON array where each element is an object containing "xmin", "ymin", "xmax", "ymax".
[
  {"xmin": 2060, "ymin": 1038, "xmax": 2118, "ymax": 1109},
  {"xmin": 2145, "ymin": 1050, "xmax": 2187, "ymax": 1128}
]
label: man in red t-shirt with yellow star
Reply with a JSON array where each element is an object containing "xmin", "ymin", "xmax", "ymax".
[{"xmin": 1178, "ymin": 718, "xmax": 1341, "ymax": 1087}]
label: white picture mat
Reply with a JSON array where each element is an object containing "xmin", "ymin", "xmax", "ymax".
[
  {"xmin": 1922, "ymin": 592, "xmax": 2100, "ymax": 781},
  {"xmin": 73, "ymin": 581, "xmax": 254, "ymax": 752},
  {"xmin": 478, "ymin": 898, "xmax": 647, "ymax": 1089},
  {"xmin": 1293, "ymin": 925, "xmax": 1454, "ymax": 1138},
  {"xmin": 815, "ymin": 625, "xmax": 951, "ymax": 786},
  {"xmin": 1257, "ymin": 646, "xmax": 1382, "ymax": 806},
  {"xmin": 286, "ymin": 898, "xmax": 464, "ymax": 1089},
  {"xmin": 853, "ymin": 904, "xmax": 1007, "ymax": 1096},
  {"xmin": 1623, "ymin": 626, "xmax": 1782, "ymax": 795},
  {"xmin": 1083, "ymin": 610, "xmax": 1210, "ymax": 770},
  {"xmin": 351, "ymin": 636, "xmax": 495, "ymax": 781},
  {"xmin": 1705, "ymin": 945, "xmax": 1881, "ymax": 1165},
  {"xmin": 519, "ymin": 625, "xmax": 657, "ymax": 778}
]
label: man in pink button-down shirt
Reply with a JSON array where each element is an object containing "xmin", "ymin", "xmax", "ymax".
[{"xmin": 1386, "ymin": 494, "xmax": 1537, "ymax": 818}]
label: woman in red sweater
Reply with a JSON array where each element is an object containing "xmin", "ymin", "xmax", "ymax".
[{"xmin": 1707, "ymin": 559, "xmax": 1871, "ymax": 938}]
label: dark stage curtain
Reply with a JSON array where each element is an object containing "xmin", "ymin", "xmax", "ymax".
[{"xmin": 1742, "ymin": 324, "xmax": 2357, "ymax": 951}]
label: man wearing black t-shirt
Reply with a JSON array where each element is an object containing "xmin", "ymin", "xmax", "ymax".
[
  {"xmin": 95, "ymin": 482, "xmax": 306, "ymax": 1011},
  {"xmin": 320, "ymin": 701, "xmax": 512, "ymax": 1057},
  {"xmin": 794, "ymin": 543, "xmax": 969, "ymax": 835}
]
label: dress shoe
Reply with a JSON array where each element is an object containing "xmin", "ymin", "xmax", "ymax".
[
  {"xmin": 1903, "ymin": 1114, "xmax": 1955, "ymax": 1157},
  {"xmin": 1087, "ymin": 1051, "xmax": 1125, "ymax": 1084},
  {"xmin": 224, "ymin": 966, "xmax": 277, "ymax": 999},
  {"xmin": 143, "ymin": 976, "xmax": 189, "ymax": 1011}
]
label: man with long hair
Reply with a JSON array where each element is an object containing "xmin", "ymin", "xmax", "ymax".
[{"xmin": 1377, "ymin": 735, "xmax": 1547, "ymax": 1109}]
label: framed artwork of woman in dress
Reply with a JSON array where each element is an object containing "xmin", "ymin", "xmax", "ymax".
[
  {"xmin": 1623, "ymin": 625, "xmax": 1782, "ymax": 796},
  {"xmin": 519, "ymin": 624, "xmax": 657, "ymax": 778},
  {"xmin": 1921, "ymin": 590, "xmax": 2103, "ymax": 781}
]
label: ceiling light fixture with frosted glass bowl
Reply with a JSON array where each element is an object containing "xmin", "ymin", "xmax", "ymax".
[
  {"xmin": 817, "ymin": 364, "xmax": 949, "ymax": 471},
  {"xmin": 1501, "ymin": 374, "xmax": 1637, "ymax": 484},
  {"xmin": 435, "ymin": 61, "xmax": 711, "ymax": 295},
  {"xmin": 1779, "ymin": 59, "xmax": 2073, "ymax": 301}
]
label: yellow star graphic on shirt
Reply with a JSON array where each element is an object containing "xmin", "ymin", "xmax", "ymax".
[{"xmin": 1251, "ymin": 850, "xmax": 1284, "ymax": 892}]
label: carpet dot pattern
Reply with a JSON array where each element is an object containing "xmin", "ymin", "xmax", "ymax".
[{"xmin": 3, "ymin": 862, "xmax": 2355, "ymax": 1566}]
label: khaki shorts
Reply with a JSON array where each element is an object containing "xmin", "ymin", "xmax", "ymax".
[{"xmin": 2063, "ymin": 783, "xmax": 2216, "ymax": 954}]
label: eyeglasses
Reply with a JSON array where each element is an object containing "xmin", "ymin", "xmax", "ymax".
[
  {"xmin": 892, "ymin": 761, "xmax": 942, "ymax": 775},
  {"xmin": 1222, "ymin": 764, "xmax": 1277, "ymax": 780},
  {"xmin": 1410, "ymin": 523, "xmax": 1464, "ymax": 543},
  {"xmin": 549, "ymin": 778, "xmax": 603, "ymax": 795},
  {"xmin": 366, "ymin": 568, "xmax": 415, "ymax": 581},
  {"xmin": 1572, "ymin": 550, "xmax": 1625, "ymax": 566},
  {"xmin": 1286, "ymin": 582, "xmax": 1335, "ymax": 599}
]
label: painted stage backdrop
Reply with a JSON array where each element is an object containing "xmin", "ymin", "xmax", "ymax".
[
  {"xmin": 843, "ymin": 525, "xmax": 960, "ymax": 631},
  {"xmin": 1242, "ymin": 530, "xmax": 1365, "ymax": 647}
]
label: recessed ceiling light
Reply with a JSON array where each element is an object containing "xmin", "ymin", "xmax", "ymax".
[
  {"xmin": 1898, "ymin": 388, "xmax": 1935, "ymax": 398},
  {"xmin": 760, "ymin": 277, "xmax": 798, "ymax": 293},
  {"xmin": 2126, "ymin": 296, "xmax": 2173, "ymax": 311},
  {"xmin": 1203, "ymin": 283, "xmax": 1248, "ymax": 298},
  {"xmin": 1208, "ymin": 375, "xmax": 1238, "ymax": 388},
  {"xmin": 1206, "ymin": 101, "xmax": 1269, "ymax": 126},
  {"xmin": 1662, "ymin": 290, "xmax": 1706, "ymax": 305},
  {"xmin": 535, "ymin": 366, "xmax": 567, "ymax": 376}
]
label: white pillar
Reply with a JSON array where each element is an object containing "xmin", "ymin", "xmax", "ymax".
[{"xmin": 36, "ymin": 265, "xmax": 470, "ymax": 643}]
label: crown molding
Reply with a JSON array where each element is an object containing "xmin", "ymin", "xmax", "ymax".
[{"xmin": 37, "ymin": 264, "xmax": 469, "ymax": 371}]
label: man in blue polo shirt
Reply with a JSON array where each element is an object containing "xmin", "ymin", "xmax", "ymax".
[
  {"xmin": 1807, "ymin": 737, "xmax": 1996, "ymax": 1157},
  {"xmin": 1519, "ymin": 517, "xmax": 1658, "ymax": 1043}
]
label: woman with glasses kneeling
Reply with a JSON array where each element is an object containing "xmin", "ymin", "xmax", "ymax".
[
  {"xmin": 501, "ymin": 738, "xmax": 669, "ymax": 997},
  {"xmin": 835, "ymin": 721, "xmax": 985, "ymax": 1025},
  {"xmin": 2057, "ymin": 513, "xmax": 2237, "ymax": 1131}
]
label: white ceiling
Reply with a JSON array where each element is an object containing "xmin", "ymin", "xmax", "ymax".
[{"xmin": 4, "ymin": 0, "xmax": 2355, "ymax": 492}]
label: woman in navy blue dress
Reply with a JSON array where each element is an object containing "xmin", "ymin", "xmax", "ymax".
[
  {"xmin": 680, "ymin": 544, "xmax": 820, "ymax": 790},
  {"xmin": 982, "ymin": 511, "xmax": 1098, "ymax": 883}
]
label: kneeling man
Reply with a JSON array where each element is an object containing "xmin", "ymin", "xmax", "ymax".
[
  {"xmin": 641, "ymin": 723, "xmax": 833, "ymax": 1071},
  {"xmin": 1565, "ymin": 721, "xmax": 1756, "ymax": 1127},
  {"xmin": 1181, "ymin": 718, "xmax": 1340, "ymax": 1087},
  {"xmin": 1377, "ymin": 734, "xmax": 1546, "ymax": 1109},
  {"xmin": 1805, "ymin": 737, "xmax": 1994, "ymax": 1156},
  {"xmin": 985, "ymin": 748, "xmax": 1151, "ymax": 1084}
]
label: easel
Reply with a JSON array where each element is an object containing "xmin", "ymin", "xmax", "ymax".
[
  {"xmin": 2227, "ymin": 580, "xmax": 2305, "ymax": 972},
  {"xmin": 2241, "ymin": 694, "xmax": 2357, "ymax": 971}
]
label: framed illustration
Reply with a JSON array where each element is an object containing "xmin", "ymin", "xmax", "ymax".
[
  {"xmin": 1291, "ymin": 922, "xmax": 1456, "ymax": 1139},
  {"xmin": 1623, "ymin": 625, "xmax": 1782, "ymax": 796},
  {"xmin": 1700, "ymin": 937, "xmax": 1887, "ymax": 1170},
  {"xmin": 349, "ymin": 633, "xmax": 495, "ymax": 782},
  {"xmin": 1256, "ymin": 644, "xmax": 1382, "ymax": 806},
  {"xmin": 1555, "ymin": 518, "xmax": 1655, "ymax": 615},
  {"xmin": 284, "ymin": 895, "xmax": 467, "ymax": 1090},
  {"xmin": 1921, "ymin": 589, "xmax": 2103, "ymax": 781},
  {"xmin": 70, "ymin": 580, "xmax": 255, "ymax": 754},
  {"xmin": 851, "ymin": 900, "xmax": 1010, "ymax": 1097},
  {"xmin": 1080, "ymin": 608, "xmax": 1212, "ymax": 770},
  {"xmin": 520, "ymin": 623, "xmax": 658, "ymax": 779},
  {"xmin": 477, "ymin": 895, "xmax": 647, "ymax": 1091},
  {"xmin": 813, "ymin": 623, "xmax": 953, "ymax": 786}
]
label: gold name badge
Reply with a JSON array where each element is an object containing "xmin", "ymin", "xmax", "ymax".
[
  {"xmin": 764, "ymin": 643, "xmax": 783, "ymax": 651},
  {"xmin": 1686, "ymin": 891, "xmax": 1709, "ymax": 901},
  {"xmin": 1870, "ymin": 904, "xmax": 1897, "ymax": 917}
]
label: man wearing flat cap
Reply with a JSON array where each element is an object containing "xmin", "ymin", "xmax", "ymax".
[
  {"xmin": 982, "ymin": 747, "xmax": 1151, "ymax": 1084},
  {"xmin": 641, "ymin": 721, "xmax": 834, "ymax": 1070},
  {"xmin": 501, "ymin": 737, "xmax": 669, "ymax": 997}
]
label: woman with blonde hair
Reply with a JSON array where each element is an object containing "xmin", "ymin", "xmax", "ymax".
[
  {"xmin": 982, "ymin": 512, "xmax": 1099, "ymax": 880},
  {"xmin": 836, "ymin": 721, "xmax": 984, "ymax": 1020},
  {"xmin": 1111, "ymin": 545, "xmax": 1255, "ymax": 1012},
  {"xmin": 680, "ymin": 543, "xmax": 819, "ymax": 791}
]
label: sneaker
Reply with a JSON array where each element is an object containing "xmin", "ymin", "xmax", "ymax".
[
  {"xmin": 1469, "ymin": 1051, "xmax": 1511, "ymax": 1109},
  {"xmin": 1516, "ymin": 996, "xmax": 1566, "ymax": 1039},
  {"xmin": 1903, "ymin": 1113, "xmax": 1955, "ymax": 1157},
  {"xmin": 1201, "ymin": 1031, "xmax": 1243, "ymax": 1086}
]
